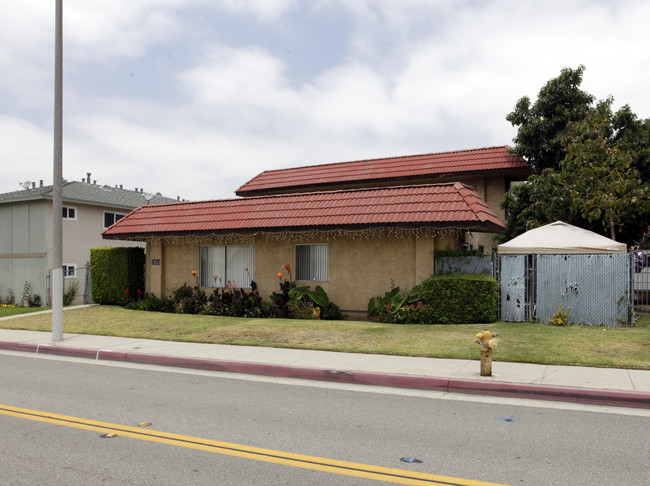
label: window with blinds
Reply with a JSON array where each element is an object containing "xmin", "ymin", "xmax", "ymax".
[
  {"xmin": 295, "ymin": 244, "xmax": 328, "ymax": 281},
  {"xmin": 199, "ymin": 245, "xmax": 254, "ymax": 288}
]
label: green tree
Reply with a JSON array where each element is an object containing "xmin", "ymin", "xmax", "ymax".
[
  {"xmin": 506, "ymin": 65, "xmax": 594, "ymax": 174},
  {"xmin": 500, "ymin": 67, "xmax": 650, "ymax": 245},
  {"xmin": 530, "ymin": 100, "xmax": 649, "ymax": 241}
]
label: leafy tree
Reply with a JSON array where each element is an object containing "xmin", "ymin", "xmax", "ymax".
[
  {"xmin": 529, "ymin": 100, "xmax": 649, "ymax": 240},
  {"xmin": 506, "ymin": 65, "xmax": 594, "ymax": 174},
  {"xmin": 500, "ymin": 67, "xmax": 650, "ymax": 245}
]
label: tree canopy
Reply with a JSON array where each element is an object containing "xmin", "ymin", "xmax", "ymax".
[{"xmin": 501, "ymin": 66, "xmax": 650, "ymax": 245}]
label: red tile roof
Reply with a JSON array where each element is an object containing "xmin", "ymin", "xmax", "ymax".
[
  {"xmin": 236, "ymin": 146, "xmax": 528, "ymax": 196},
  {"xmin": 102, "ymin": 182, "xmax": 504, "ymax": 240}
]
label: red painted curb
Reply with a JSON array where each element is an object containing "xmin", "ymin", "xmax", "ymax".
[
  {"xmin": 34, "ymin": 344, "xmax": 98, "ymax": 360},
  {"xmin": 1, "ymin": 340, "xmax": 648, "ymax": 409},
  {"xmin": 448, "ymin": 378, "xmax": 650, "ymax": 409},
  {"xmin": 0, "ymin": 341, "xmax": 38, "ymax": 353},
  {"xmin": 119, "ymin": 351, "xmax": 650, "ymax": 408}
]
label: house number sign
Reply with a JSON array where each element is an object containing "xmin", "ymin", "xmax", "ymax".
[{"xmin": 151, "ymin": 259, "xmax": 161, "ymax": 265}]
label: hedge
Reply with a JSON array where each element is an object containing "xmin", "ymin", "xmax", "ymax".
[{"xmin": 90, "ymin": 247, "xmax": 145, "ymax": 305}]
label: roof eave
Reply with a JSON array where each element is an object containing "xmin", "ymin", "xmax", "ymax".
[
  {"xmin": 102, "ymin": 220, "xmax": 503, "ymax": 240},
  {"xmin": 235, "ymin": 167, "xmax": 531, "ymax": 197}
]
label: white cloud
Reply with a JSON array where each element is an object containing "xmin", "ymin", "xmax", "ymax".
[
  {"xmin": 212, "ymin": 0, "xmax": 299, "ymax": 22},
  {"xmin": 1, "ymin": 0, "xmax": 650, "ymax": 202},
  {"xmin": 63, "ymin": 0, "xmax": 184, "ymax": 61},
  {"xmin": 179, "ymin": 45, "xmax": 297, "ymax": 110},
  {"xmin": 0, "ymin": 115, "xmax": 53, "ymax": 189}
]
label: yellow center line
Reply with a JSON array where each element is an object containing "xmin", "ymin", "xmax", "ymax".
[{"xmin": 0, "ymin": 404, "xmax": 508, "ymax": 486}]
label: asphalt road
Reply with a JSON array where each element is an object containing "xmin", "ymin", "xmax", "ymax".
[{"xmin": 1, "ymin": 351, "xmax": 648, "ymax": 485}]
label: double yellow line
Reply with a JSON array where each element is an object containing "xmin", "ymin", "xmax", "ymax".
[{"xmin": 1, "ymin": 404, "xmax": 507, "ymax": 486}]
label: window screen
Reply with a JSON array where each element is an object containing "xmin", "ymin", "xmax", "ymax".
[
  {"xmin": 199, "ymin": 245, "xmax": 254, "ymax": 288},
  {"xmin": 295, "ymin": 244, "xmax": 328, "ymax": 281}
]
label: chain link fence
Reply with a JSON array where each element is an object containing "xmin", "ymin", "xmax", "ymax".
[
  {"xmin": 434, "ymin": 255, "xmax": 495, "ymax": 276},
  {"xmin": 46, "ymin": 262, "xmax": 93, "ymax": 306},
  {"xmin": 435, "ymin": 252, "xmax": 640, "ymax": 326},
  {"xmin": 633, "ymin": 250, "xmax": 650, "ymax": 316}
]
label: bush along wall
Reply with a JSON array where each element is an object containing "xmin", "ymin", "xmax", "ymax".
[
  {"xmin": 419, "ymin": 273, "xmax": 498, "ymax": 324},
  {"xmin": 90, "ymin": 247, "xmax": 145, "ymax": 305},
  {"xmin": 121, "ymin": 267, "xmax": 344, "ymax": 320},
  {"xmin": 368, "ymin": 273, "xmax": 498, "ymax": 324}
]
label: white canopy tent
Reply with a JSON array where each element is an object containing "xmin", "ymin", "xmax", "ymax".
[{"xmin": 497, "ymin": 221, "xmax": 626, "ymax": 254}]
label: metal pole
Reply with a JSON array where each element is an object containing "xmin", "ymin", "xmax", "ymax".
[{"xmin": 52, "ymin": 0, "xmax": 63, "ymax": 341}]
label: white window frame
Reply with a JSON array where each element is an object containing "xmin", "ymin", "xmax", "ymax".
[
  {"xmin": 295, "ymin": 244, "xmax": 328, "ymax": 281},
  {"xmin": 62, "ymin": 206, "xmax": 77, "ymax": 221},
  {"xmin": 62, "ymin": 264, "xmax": 77, "ymax": 278},
  {"xmin": 199, "ymin": 245, "xmax": 254, "ymax": 288},
  {"xmin": 103, "ymin": 211, "xmax": 126, "ymax": 229}
]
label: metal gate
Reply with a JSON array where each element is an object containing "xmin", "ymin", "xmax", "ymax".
[
  {"xmin": 500, "ymin": 255, "xmax": 535, "ymax": 322},
  {"xmin": 535, "ymin": 253, "xmax": 630, "ymax": 326},
  {"xmin": 633, "ymin": 250, "xmax": 650, "ymax": 315},
  {"xmin": 499, "ymin": 253, "xmax": 631, "ymax": 326}
]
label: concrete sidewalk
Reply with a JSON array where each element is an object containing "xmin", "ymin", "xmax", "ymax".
[{"xmin": 1, "ymin": 326, "xmax": 649, "ymax": 409}]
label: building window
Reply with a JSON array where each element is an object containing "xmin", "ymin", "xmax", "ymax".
[
  {"xmin": 199, "ymin": 245, "xmax": 254, "ymax": 288},
  {"xmin": 63, "ymin": 264, "xmax": 77, "ymax": 278},
  {"xmin": 104, "ymin": 212, "xmax": 125, "ymax": 229},
  {"xmin": 62, "ymin": 206, "xmax": 77, "ymax": 220},
  {"xmin": 295, "ymin": 244, "xmax": 328, "ymax": 281}
]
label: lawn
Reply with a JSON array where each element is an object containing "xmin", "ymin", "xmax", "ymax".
[
  {"xmin": 1, "ymin": 305, "xmax": 649, "ymax": 369},
  {"xmin": 0, "ymin": 306, "xmax": 49, "ymax": 316}
]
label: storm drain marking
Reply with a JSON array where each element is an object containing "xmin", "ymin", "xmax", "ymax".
[{"xmin": 1, "ymin": 403, "xmax": 507, "ymax": 486}]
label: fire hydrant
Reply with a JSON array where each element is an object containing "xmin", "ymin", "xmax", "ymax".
[{"xmin": 475, "ymin": 330, "xmax": 498, "ymax": 376}]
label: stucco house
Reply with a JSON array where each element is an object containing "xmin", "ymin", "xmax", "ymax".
[
  {"xmin": 0, "ymin": 175, "xmax": 176, "ymax": 305},
  {"xmin": 102, "ymin": 181, "xmax": 506, "ymax": 316},
  {"xmin": 236, "ymin": 146, "xmax": 529, "ymax": 253}
]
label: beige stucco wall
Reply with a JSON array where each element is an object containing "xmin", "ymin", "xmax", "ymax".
[
  {"xmin": 63, "ymin": 202, "xmax": 143, "ymax": 265},
  {"xmin": 146, "ymin": 231, "xmax": 462, "ymax": 316}
]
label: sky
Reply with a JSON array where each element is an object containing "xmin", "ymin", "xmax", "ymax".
[{"xmin": 1, "ymin": 0, "xmax": 649, "ymax": 202}]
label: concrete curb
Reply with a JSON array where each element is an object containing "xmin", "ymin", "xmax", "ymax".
[{"xmin": 2, "ymin": 340, "xmax": 649, "ymax": 409}]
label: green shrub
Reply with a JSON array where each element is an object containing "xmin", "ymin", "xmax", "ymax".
[
  {"xmin": 4, "ymin": 289, "xmax": 15, "ymax": 305},
  {"xmin": 117, "ymin": 262, "xmax": 343, "ymax": 320},
  {"xmin": 204, "ymin": 286, "xmax": 267, "ymax": 318},
  {"xmin": 319, "ymin": 302, "xmax": 343, "ymax": 320},
  {"xmin": 368, "ymin": 286, "xmax": 425, "ymax": 323},
  {"xmin": 90, "ymin": 247, "xmax": 145, "ymax": 305},
  {"xmin": 287, "ymin": 285, "xmax": 344, "ymax": 320},
  {"xmin": 548, "ymin": 303, "xmax": 571, "ymax": 326},
  {"xmin": 125, "ymin": 293, "xmax": 176, "ymax": 313},
  {"xmin": 373, "ymin": 300, "xmax": 433, "ymax": 324},
  {"xmin": 289, "ymin": 299, "xmax": 318, "ymax": 319},
  {"xmin": 419, "ymin": 273, "xmax": 498, "ymax": 324},
  {"xmin": 19, "ymin": 281, "xmax": 42, "ymax": 307},
  {"xmin": 63, "ymin": 280, "xmax": 79, "ymax": 306}
]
